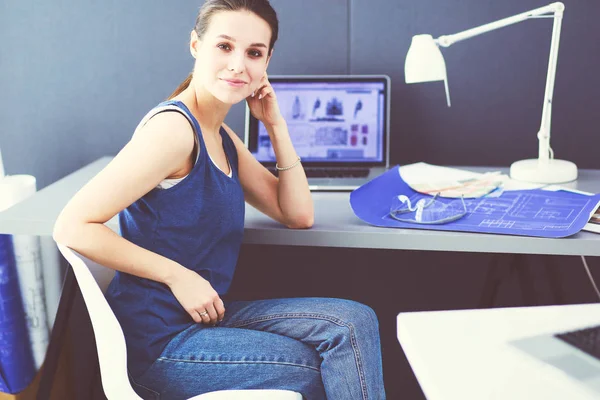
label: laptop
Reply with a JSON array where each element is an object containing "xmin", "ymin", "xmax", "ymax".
[
  {"xmin": 245, "ymin": 75, "xmax": 391, "ymax": 191},
  {"xmin": 511, "ymin": 324, "xmax": 600, "ymax": 395}
]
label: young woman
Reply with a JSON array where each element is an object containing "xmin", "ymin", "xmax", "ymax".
[{"xmin": 54, "ymin": 1, "xmax": 386, "ymax": 398}]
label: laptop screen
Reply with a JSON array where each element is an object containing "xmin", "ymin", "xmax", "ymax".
[{"xmin": 246, "ymin": 76, "xmax": 389, "ymax": 167}]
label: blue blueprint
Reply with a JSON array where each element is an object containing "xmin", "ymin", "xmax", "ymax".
[
  {"xmin": 350, "ymin": 166, "xmax": 600, "ymax": 238},
  {"xmin": 0, "ymin": 235, "xmax": 36, "ymax": 394}
]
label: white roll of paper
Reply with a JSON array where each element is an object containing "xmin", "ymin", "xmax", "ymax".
[
  {"xmin": 0, "ymin": 175, "xmax": 37, "ymax": 212},
  {"xmin": 0, "ymin": 175, "xmax": 50, "ymax": 368},
  {"xmin": 11, "ymin": 235, "xmax": 49, "ymax": 368}
]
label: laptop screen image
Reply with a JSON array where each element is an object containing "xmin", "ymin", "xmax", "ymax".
[{"xmin": 246, "ymin": 76, "xmax": 389, "ymax": 168}]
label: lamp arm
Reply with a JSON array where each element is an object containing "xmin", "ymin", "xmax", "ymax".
[
  {"xmin": 436, "ymin": 2, "xmax": 564, "ymax": 48},
  {"xmin": 537, "ymin": 5, "xmax": 563, "ymax": 163},
  {"xmin": 437, "ymin": 2, "xmax": 564, "ymax": 163}
]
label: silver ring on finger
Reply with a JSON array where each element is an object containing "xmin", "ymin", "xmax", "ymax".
[{"xmin": 198, "ymin": 310, "xmax": 209, "ymax": 317}]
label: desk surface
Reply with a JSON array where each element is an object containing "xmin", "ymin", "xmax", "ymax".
[
  {"xmin": 397, "ymin": 304, "xmax": 600, "ymax": 400},
  {"xmin": 2, "ymin": 156, "xmax": 600, "ymax": 255}
]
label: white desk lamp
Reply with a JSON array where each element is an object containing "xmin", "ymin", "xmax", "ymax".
[{"xmin": 405, "ymin": 2, "xmax": 577, "ymax": 184}]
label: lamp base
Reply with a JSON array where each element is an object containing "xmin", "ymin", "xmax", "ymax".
[{"xmin": 509, "ymin": 158, "xmax": 578, "ymax": 184}]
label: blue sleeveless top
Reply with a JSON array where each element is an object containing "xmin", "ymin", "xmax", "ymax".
[{"xmin": 105, "ymin": 100, "xmax": 245, "ymax": 378}]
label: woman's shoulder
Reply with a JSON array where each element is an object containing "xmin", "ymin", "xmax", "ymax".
[
  {"xmin": 132, "ymin": 105, "xmax": 196, "ymax": 155},
  {"xmin": 136, "ymin": 100, "xmax": 192, "ymax": 129}
]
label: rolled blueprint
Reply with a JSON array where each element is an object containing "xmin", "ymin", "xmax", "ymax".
[
  {"xmin": 0, "ymin": 175, "xmax": 50, "ymax": 369},
  {"xmin": 11, "ymin": 234, "xmax": 49, "ymax": 369},
  {"xmin": 0, "ymin": 234, "xmax": 36, "ymax": 393}
]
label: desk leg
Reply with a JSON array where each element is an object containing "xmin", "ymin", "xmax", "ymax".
[{"xmin": 36, "ymin": 268, "xmax": 77, "ymax": 400}]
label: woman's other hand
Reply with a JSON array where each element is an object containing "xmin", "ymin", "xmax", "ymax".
[{"xmin": 167, "ymin": 267, "xmax": 225, "ymax": 325}]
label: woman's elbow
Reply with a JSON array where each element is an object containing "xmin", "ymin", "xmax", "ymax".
[
  {"xmin": 52, "ymin": 218, "xmax": 71, "ymax": 245},
  {"xmin": 52, "ymin": 211, "xmax": 81, "ymax": 246}
]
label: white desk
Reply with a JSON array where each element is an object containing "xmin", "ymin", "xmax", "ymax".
[
  {"xmin": 3, "ymin": 156, "xmax": 600, "ymax": 256},
  {"xmin": 397, "ymin": 304, "xmax": 600, "ymax": 400}
]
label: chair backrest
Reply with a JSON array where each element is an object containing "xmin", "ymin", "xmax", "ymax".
[{"xmin": 56, "ymin": 243, "xmax": 142, "ymax": 400}]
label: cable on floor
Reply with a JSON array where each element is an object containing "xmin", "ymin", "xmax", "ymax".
[{"xmin": 581, "ymin": 255, "xmax": 600, "ymax": 302}]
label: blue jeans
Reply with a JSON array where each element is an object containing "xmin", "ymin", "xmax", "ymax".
[{"xmin": 130, "ymin": 297, "xmax": 386, "ymax": 400}]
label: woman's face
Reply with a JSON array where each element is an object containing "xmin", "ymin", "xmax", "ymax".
[{"xmin": 191, "ymin": 10, "xmax": 272, "ymax": 104}]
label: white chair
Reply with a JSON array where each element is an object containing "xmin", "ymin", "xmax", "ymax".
[{"xmin": 56, "ymin": 243, "xmax": 302, "ymax": 400}]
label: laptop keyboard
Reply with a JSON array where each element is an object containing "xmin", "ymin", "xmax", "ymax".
[
  {"xmin": 267, "ymin": 167, "xmax": 370, "ymax": 178},
  {"xmin": 555, "ymin": 325, "xmax": 600, "ymax": 361}
]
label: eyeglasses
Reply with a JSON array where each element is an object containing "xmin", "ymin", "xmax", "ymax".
[{"xmin": 388, "ymin": 193, "xmax": 467, "ymax": 225}]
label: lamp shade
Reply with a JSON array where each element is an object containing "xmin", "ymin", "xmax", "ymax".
[
  {"xmin": 405, "ymin": 34, "xmax": 452, "ymax": 106},
  {"xmin": 405, "ymin": 34, "xmax": 448, "ymax": 83}
]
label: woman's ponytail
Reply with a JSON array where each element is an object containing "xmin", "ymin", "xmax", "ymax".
[{"xmin": 167, "ymin": 73, "xmax": 193, "ymax": 100}]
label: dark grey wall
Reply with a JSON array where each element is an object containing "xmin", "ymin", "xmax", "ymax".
[
  {"xmin": 2, "ymin": 1, "xmax": 598, "ymax": 189},
  {"xmin": 355, "ymin": 0, "xmax": 600, "ymax": 169}
]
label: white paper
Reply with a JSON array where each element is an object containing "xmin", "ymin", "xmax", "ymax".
[
  {"xmin": 0, "ymin": 175, "xmax": 37, "ymax": 212},
  {"xmin": 399, "ymin": 162, "xmax": 483, "ymax": 184},
  {"xmin": 399, "ymin": 162, "xmax": 548, "ymax": 191},
  {"xmin": 582, "ymin": 223, "xmax": 600, "ymax": 234}
]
